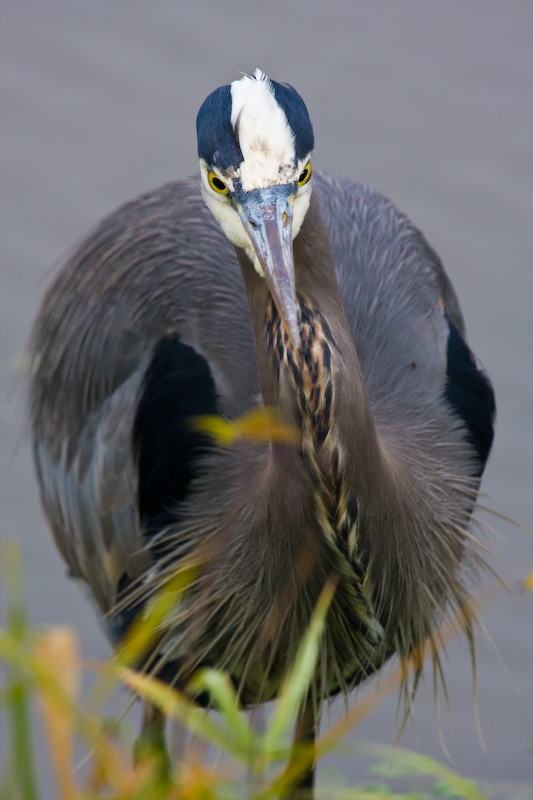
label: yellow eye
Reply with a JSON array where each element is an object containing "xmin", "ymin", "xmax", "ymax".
[
  {"xmin": 297, "ymin": 161, "xmax": 312, "ymax": 187},
  {"xmin": 207, "ymin": 171, "xmax": 228, "ymax": 194}
]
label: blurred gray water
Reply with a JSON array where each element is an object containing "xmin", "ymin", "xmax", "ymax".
[{"xmin": 1, "ymin": 1, "xmax": 532, "ymax": 794}]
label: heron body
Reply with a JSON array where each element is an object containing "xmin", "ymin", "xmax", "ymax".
[{"xmin": 30, "ymin": 70, "xmax": 495, "ymax": 788}]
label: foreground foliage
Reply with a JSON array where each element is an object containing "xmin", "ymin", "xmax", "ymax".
[{"xmin": 1, "ymin": 543, "xmax": 531, "ymax": 799}]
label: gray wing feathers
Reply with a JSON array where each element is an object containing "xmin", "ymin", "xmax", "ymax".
[
  {"xmin": 31, "ymin": 172, "xmax": 471, "ymax": 616},
  {"xmin": 315, "ymin": 171, "xmax": 465, "ymax": 336},
  {"xmin": 316, "ymin": 174, "xmax": 453, "ymax": 398},
  {"xmin": 34, "ymin": 366, "xmax": 149, "ymax": 611}
]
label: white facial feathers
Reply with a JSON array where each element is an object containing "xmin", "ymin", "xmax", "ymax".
[
  {"xmin": 230, "ymin": 69, "xmax": 296, "ymax": 191},
  {"xmin": 199, "ymin": 70, "xmax": 314, "ymax": 275}
]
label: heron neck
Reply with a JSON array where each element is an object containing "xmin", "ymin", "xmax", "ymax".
[{"xmin": 236, "ymin": 186, "xmax": 384, "ymax": 509}]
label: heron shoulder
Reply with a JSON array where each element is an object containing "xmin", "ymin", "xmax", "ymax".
[
  {"xmin": 30, "ymin": 177, "xmax": 255, "ymax": 444},
  {"xmin": 313, "ymin": 170, "xmax": 495, "ymax": 474}
]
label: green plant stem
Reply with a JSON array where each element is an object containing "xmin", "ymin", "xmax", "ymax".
[
  {"xmin": 2, "ymin": 543, "xmax": 39, "ymax": 800},
  {"xmin": 7, "ymin": 678, "xmax": 39, "ymax": 800}
]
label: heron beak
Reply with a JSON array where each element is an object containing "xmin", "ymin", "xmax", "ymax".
[{"xmin": 237, "ymin": 185, "xmax": 300, "ymax": 346}]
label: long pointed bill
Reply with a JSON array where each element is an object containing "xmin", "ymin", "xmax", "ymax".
[{"xmin": 237, "ymin": 184, "xmax": 300, "ymax": 347}]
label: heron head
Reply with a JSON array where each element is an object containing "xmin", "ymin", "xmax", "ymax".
[{"xmin": 196, "ymin": 70, "xmax": 314, "ymax": 344}]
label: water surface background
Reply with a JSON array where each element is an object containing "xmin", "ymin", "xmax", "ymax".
[{"xmin": 1, "ymin": 1, "xmax": 532, "ymax": 793}]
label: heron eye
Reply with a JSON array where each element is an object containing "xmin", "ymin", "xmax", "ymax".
[
  {"xmin": 208, "ymin": 171, "xmax": 228, "ymax": 194},
  {"xmin": 298, "ymin": 161, "xmax": 312, "ymax": 187}
]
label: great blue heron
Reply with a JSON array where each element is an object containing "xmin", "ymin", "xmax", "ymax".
[{"xmin": 29, "ymin": 69, "xmax": 495, "ymax": 793}]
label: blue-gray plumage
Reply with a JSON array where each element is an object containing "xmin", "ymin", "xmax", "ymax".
[{"xmin": 29, "ymin": 70, "xmax": 494, "ymax": 793}]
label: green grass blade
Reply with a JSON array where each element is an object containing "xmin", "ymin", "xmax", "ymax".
[
  {"xmin": 1, "ymin": 543, "xmax": 40, "ymax": 800},
  {"xmin": 117, "ymin": 665, "xmax": 240, "ymax": 754},
  {"xmin": 361, "ymin": 744, "xmax": 490, "ymax": 800},
  {"xmin": 115, "ymin": 560, "xmax": 200, "ymax": 667},
  {"xmin": 263, "ymin": 579, "xmax": 335, "ymax": 754},
  {"xmin": 7, "ymin": 680, "xmax": 40, "ymax": 800},
  {"xmin": 188, "ymin": 668, "xmax": 256, "ymax": 758}
]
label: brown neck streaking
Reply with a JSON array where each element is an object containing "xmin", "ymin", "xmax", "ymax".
[{"xmin": 236, "ymin": 187, "xmax": 385, "ymax": 564}]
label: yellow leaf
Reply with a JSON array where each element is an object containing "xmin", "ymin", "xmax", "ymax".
[{"xmin": 193, "ymin": 407, "xmax": 300, "ymax": 447}]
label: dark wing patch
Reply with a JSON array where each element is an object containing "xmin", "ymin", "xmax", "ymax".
[
  {"xmin": 444, "ymin": 316, "xmax": 495, "ymax": 474},
  {"xmin": 133, "ymin": 333, "xmax": 218, "ymax": 539}
]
